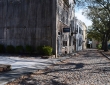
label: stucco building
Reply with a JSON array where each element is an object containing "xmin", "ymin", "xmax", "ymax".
[
  {"xmin": 72, "ymin": 17, "xmax": 87, "ymax": 51},
  {"xmin": 82, "ymin": 22, "xmax": 87, "ymax": 50},
  {"xmin": 0, "ymin": 0, "xmax": 76, "ymax": 56}
]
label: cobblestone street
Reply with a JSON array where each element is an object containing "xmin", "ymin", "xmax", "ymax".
[{"xmin": 7, "ymin": 50, "xmax": 110, "ymax": 85}]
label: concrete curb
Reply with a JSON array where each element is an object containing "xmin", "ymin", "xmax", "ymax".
[
  {"xmin": 100, "ymin": 51, "xmax": 110, "ymax": 60},
  {"xmin": 0, "ymin": 56, "xmax": 71, "ymax": 85}
]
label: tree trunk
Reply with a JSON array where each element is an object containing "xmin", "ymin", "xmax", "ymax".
[
  {"xmin": 101, "ymin": 40, "xmax": 104, "ymax": 50},
  {"xmin": 101, "ymin": 35, "xmax": 105, "ymax": 50},
  {"xmin": 104, "ymin": 35, "xmax": 108, "ymax": 51}
]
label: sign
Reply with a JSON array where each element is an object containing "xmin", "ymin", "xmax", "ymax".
[
  {"xmin": 89, "ymin": 41, "xmax": 92, "ymax": 44},
  {"xmin": 63, "ymin": 28, "xmax": 70, "ymax": 32}
]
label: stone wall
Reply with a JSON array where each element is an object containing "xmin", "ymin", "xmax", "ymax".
[{"xmin": 0, "ymin": 0, "xmax": 56, "ymax": 52}]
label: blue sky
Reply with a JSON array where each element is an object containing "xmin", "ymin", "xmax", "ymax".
[{"xmin": 75, "ymin": 9, "xmax": 92, "ymax": 27}]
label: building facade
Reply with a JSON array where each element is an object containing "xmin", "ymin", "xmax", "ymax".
[
  {"xmin": 76, "ymin": 19, "xmax": 83, "ymax": 51},
  {"xmin": 0, "ymin": 0, "xmax": 76, "ymax": 56},
  {"xmin": 92, "ymin": 39, "xmax": 97, "ymax": 48},
  {"xmin": 56, "ymin": 0, "xmax": 76, "ymax": 55},
  {"xmin": 82, "ymin": 22, "xmax": 87, "ymax": 50},
  {"xmin": 69, "ymin": 0, "xmax": 76, "ymax": 53},
  {"xmin": 72, "ymin": 17, "xmax": 87, "ymax": 51}
]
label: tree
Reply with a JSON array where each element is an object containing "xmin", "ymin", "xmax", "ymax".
[
  {"xmin": 76, "ymin": 0, "xmax": 110, "ymax": 51},
  {"xmin": 86, "ymin": 5, "xmax": 110, "ymax": 51},
  {"xmin": 87, "ymin": 26, "xmax": 103, "ymax": 42}
]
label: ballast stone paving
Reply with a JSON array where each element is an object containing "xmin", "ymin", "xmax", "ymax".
[{"xmin": 6, "ymin": 50, "xmax": 110, "ymax": 85}]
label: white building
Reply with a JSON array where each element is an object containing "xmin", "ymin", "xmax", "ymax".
[
  {"xmin": 69, "ymin": 0, "xmax": 76, "ymax": 53},
  {"xmin": 75, "ymin": 19, "xmax": 83, "ymax": 51},
  {"xmin": 82, "ymin": 22, "xmax": 87, "ymax": 50},
  {"xmin": 71, "ymin": 17, "xmax": 87, "ymax": 51},
  {"xmin": 57, "ymin": 0, "xmax": 76, "ymax": 55}
]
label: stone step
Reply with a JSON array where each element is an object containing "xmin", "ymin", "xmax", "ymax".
[{"xmin": 0, "ymin": 64, "xmax": 11, "ymax": 72}]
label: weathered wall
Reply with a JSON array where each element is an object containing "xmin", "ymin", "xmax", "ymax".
[
  {"xmin": 82, "ymin": 23, "xmax": 87, "ymax": 50},
  {"xmin": 0, "ymin": 0, "xmax": 56, "ymax": 50},
  {"xmin": 56, "ymin": 0, "xmax": 70, "ymax": 54}
]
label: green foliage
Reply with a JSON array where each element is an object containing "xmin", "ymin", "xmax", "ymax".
[
  {"xmin": 36, "ymin": 46, "xmax": 53, "ymax": 56},
  {"xmin": 15, "ymin": 45, "xmax": 24, "ymax": 54},
  {"xmin": 87, "ymin": 27, "xmax": 103, "ymax": 42},
  {"xmin": 96, "ymin": 44, "xmax": 102, "ymax": 50},
  {"xmin": 42, "ymin": 46, "xmax": 53, "ymax": 56},
  {"xmin": 25, "ymin": 45, "xmax": 33, "ymax": 53},
  {"xmin": 0, "ymin": 44, "xmax": 5, "ymax": 53},
  {"xmin": 82, "ymin": 0, "xmax": 110, "ymax": 51},
  {"xmin": 36, "ymin": 46, "xmax": 44, "ymax": 55},
  {"xmin": 6, "ymin": 45, "xmax": 15, "ymax": 53}
]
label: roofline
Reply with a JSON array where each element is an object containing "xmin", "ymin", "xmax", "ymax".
[{"xmin": 74, "ymin": 0, "xmax": 76, "ymax": 4}]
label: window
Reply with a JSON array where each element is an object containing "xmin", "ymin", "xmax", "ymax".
[
  {"xmin": 82, "ymin": 31, "xmax": 83, "ymax": 35},
  {"xmin": 59, "ymin": 7, "xmax": 62, "ymax": 14},
  {"xmin": 63, "ymin": 41, "xmax": 67, "ymax": 46},
  {"xmin": 63, "ymin": 17, "xmax": 65, "ymax": 23},
  {"xmin": 73, "ymin": 41, "xmax": 75, "ymax": 45},
  {"xmin": 61, "ymin": 10, "xmax": 65, "ymax": 23},
  {"xmin": 59, "ymin": 14, "xmax": 61, "ymax": 21},
  {"xmin": 63, "ymin": 35, "xmax": 68, "ymax": 40},
  {"xmin": 58, "ymin": 7, "xmax": 63, "ymax": 21},
  {"xmin": 58, "ymin": 32, "xmax": 61, "ymax": 35},
  {"xmin": 79, "ymin": 38, "xmax": 82, "ymax": 46},
  {"xmin": 79, "ymin": 27, "xmax": 82, "ymax": 34},
  {"xmin": 76, "ymin": 25, "xmax": 78, "ymax": 33},
  {"xmin": 70, "ymin": 21, "xmax": 74, "ymax": 31},
  {"xmin": 65, "ymin": 11, "xmax": 68, "ymax": 24},
  {"xmin": 69, "ymin": 36, "xmax": 71, "ymax": 46},
  {"xmin": 73, "ymin": 38, "xmax": 76, "ymax": 45}
]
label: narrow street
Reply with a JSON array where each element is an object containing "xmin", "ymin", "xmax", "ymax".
[
  {"xmin": 7, "ymin": 50, "xmax": 110, "ymax": 85},
  {"xmin": 0, "ymin": 57, "xmax": 66, "ymax": 85}
]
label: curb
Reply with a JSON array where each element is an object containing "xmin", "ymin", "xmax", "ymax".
[{"xmin": 100, "ymin": 51, "xmax": 110, "ymax": 60}]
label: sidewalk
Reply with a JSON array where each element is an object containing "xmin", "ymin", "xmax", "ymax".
[
  {"xmin": 98, "ymin": 50, "xmax": 110, "ymax": 60},
  {"xmin": 0, "ymin": 56, "xmax": 70, "ymax": 85},
  {"xmin": 6, "ymin": 50, "xmax": 110, "ymax": 85}
]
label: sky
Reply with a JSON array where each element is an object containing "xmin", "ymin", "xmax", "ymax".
[{"xmin": 75, "ymin": 9, "xmax": 92, "ymax": 27}]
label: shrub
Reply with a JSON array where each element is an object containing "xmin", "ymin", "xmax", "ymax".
[
  {"xmin": 15, "ymin": 45, "xmax": 24, "ymax": 54},
  {"xmin": 42, "ymin": 46, "xmax": 53, "ymax": 56},
  {"xmin": 97, "ymin": 44, "xmax": 102, "ymax": 50},
  {"xmin": 25, "ymin": 45, "xmax": 33, "ymax": 53},
  {"xmin": 0, "ymin": 44, "xmax": 5, "ymax": 53},
  {"xmin": 36, "ymin": 46, "xmax": 44, "ymax": 55},
  {"xmin": 6, "ymin": 45, "xmax": 15, "ymax": 53}
]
